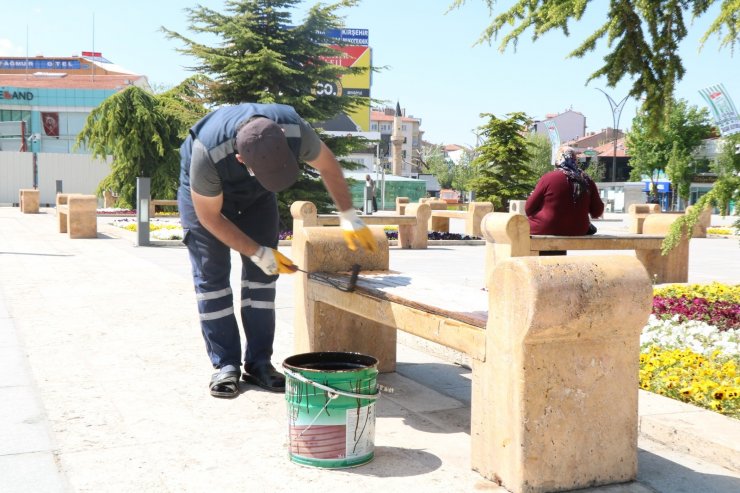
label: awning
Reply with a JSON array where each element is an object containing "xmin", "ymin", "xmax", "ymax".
[{"xmin": 642, "ymin": 180, "xmax": 671, "ymax": 192}]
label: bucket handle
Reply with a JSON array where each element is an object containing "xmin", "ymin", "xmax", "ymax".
[{"xmin": 283, "ymin": 367, "xmax": 380, "ymax": 401}]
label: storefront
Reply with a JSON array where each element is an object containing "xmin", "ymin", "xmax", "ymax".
[{"xmin": 0, "ymin": 53, "xmax": 148, "ymax": 154}]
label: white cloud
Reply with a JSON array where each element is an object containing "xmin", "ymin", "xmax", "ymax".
[{"xmin": 0, "ymin": 39, "xmax": 24, "ymax": 57}]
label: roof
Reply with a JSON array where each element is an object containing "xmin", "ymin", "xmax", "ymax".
[
  {"xmin": 0, "ymin": 74, "xmax": 149, "ymax": 91},
  {"xmin": 590, "ymin": 137, "xmax": 630, "ymax": 157},
  {"xmin": 370, "ymin": 111, "xmax": 420, "ymax": 123}
]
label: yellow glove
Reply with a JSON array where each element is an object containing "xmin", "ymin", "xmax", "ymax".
[
  {"xmin": 249, "ymin": 246, "xmax": 298, "ymax": 275},
  {"xmin": 339, "ymin": 209, "xmax": 377, "ymax": 252}
]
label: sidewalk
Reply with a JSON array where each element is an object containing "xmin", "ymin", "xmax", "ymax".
[{"xmin": 0, "ymin": 207, "xmax": 738, "ymax": 493}]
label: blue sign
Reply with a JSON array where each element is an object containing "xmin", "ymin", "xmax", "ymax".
[
  {"xmin": 642, "ymin": 180, "xmax": 671, "ymax": 192},
  {"xmin": 320, "ymin": 28, "xmax": 369, "ymax": 46},
  {"xmin": 0, "ymin": 59, "xmax": 81, "ymax": 70}
]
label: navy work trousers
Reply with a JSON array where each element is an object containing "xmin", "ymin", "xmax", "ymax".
[{"xmin": 178, "ymin": 187, "xmax": 280, "ymax": 371}]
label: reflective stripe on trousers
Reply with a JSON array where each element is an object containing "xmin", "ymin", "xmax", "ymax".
[{"xmin": 179, "ymin": 184, "xmax": 279, "ymax": 370}]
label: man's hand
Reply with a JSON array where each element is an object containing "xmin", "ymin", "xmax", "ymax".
[
  {"xmin": 339, "ymin": 209, "xmax": 377, "ymax": 252},
  {"xmin": 249, "ymin": 246, "xmax": 297, "ymax": 275}
]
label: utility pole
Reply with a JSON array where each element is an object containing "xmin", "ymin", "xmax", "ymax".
[{"xmin": 596, "ymin": 89, "xmax": 629, "ymax": 182}]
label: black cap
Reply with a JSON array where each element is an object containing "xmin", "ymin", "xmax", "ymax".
[{"xmin": 235, "ymin": 117, "xmax": 299, "ymax": 192}]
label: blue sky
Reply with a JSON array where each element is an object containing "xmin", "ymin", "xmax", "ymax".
[{"xmin": 1, "ymin": 0, "xmax": 738, "ymax": 146}]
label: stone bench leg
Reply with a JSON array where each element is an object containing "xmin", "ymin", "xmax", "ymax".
[
  {"xmin": 638, "ymin": 214, "xmax": 690, "ymax": 283},
  {"xmin": 292, "ymin": 224, "xmax": 397, "ymax": 372},
  {"xmin": 471, "ymin": 256, "xmax": 652, "ymax": 492},
  {"xmin": 481, "ymin": 212, "xmax": 532, "ymax": 284},
  {"xmin": 19, "ymin": 189, "xmax": 40, "ymax": 214},
  {"xmin": 627, "ymin": 203, "xmax": 661, "ymax": 234},
  {"xmin": 466, "ymin": 202, "xmax": 493, "ymax": 237},
  {"xmin": 398, "ymin": 203, "xmax": 430, "ymax": 249},
  {"xmin": 67, "ymin": 195, "xmax": 98, "ymax": 239}
]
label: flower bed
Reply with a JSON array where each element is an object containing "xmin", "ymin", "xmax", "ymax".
[
  {"xmin": 111, "ymin": 218, "xmax": 184, "ymax": 240},
  {"xmin": 707, "ymin": 226, "xmax": 739, "ymax": 236},
  {"xmin": 640, "ymin": 282, "xmax": 740, "ymax": 418}
]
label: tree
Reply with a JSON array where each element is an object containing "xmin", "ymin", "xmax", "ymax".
[
  {"xmin": 524, "ymin": 133, "xmax": 553, "ymax": 181},
  {"xmin": 157, "ymin": 75, "xmax": 212, "ymax": 139},
  {"xmin": 469, "ymin": 112, "xmax": 535, "ymax": 209},
  {"xmin": 627, "ymin": 99, "xmax": 713, "ymax": 208},
  {"xmin": 420, "ymin": 144, "xmax": 455, "ymax": 188},
  {"xmin": 450, "ymin": 0, "xmax": 739, "ymax": 133},
  {"xmin": 709, "ymin": 134, "xmax": 740, "ymax": 216},
  {"xmin": 161, "ymin": 0, "xmax": 368, "ymax": 227},
  {"xmin": 451, "ymin": 148, "xmax": 477, "ymax": 194},
  {"xmin": 76, "ymin": 86, "xmax": 183, "ymax": 208}
]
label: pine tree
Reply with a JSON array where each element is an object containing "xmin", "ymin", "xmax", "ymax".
[
  {"xmin": 469, "ymin": 112, "xmax": 535, "ymax": 210},
  {"xmin": 161, "ymin": 0, "xmax": 367, "ymax": 227}
]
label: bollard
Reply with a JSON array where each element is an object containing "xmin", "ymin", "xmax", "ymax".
[{"xmin": 136, "ymin": 177, "xmax": 151, "ymax": 247}]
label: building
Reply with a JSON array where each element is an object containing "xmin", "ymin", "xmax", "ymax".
[
  {"xmin": 370, "ymin": 106, "xmax": 423, "ymax": 176},
  {"xmin": 567, "ymin": 128, "xmax": 624, "ymax": 151},
  {"xmin": 0, "ymin": 52, "xmax": 150, "ymax": 154},
  {"xmin": 442, "ymin": 144, "xmax": 469, "ymax": 165},
  {"xmin": 532, "ymin": 109, "xmax": 587, "ymax": 143}
]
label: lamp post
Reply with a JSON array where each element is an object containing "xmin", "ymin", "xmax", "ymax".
[{"xmin": 596, "ymin": 88, "xmax": 629, "ymax": 182}]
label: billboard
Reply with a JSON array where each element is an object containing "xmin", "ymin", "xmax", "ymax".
[
  {"xmin": 543, "ymin": 120, "xmax": 561, "ymax": 164},
  {"xmin": 319, "ymin": 28, "xmax": 371, "ymax": 131},
  {"xmin": 699, "ymin": 83, "xmax": 740, "ymax": 137}
]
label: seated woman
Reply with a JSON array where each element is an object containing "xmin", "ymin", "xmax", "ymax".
[{"xmin": 525, "ymin": 146, "xmax": 604, "ymax": 253}]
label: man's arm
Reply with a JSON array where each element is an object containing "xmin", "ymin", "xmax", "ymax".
[
  {"xmin": 306, "ymin": 141, "xmax": 354, "ymax": 212},
  {"xmin": 306, "ymin": 140, "xmax": 377, "ymax": 252},
  {"xmin": 191, "ymin": 190, "xmax": 261, "ymax": 257}
]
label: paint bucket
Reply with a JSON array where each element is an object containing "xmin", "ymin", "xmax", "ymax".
[{"xmin": 283, "ymin": 352, "xmax": 379, "ymax": 468}]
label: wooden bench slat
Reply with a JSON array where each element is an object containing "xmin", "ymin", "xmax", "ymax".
[
  {"xmin": 430, "ymin": 210, "xmax": 466, "ymax": 219},
  {"xmin": 309, "ymin": 271, "xmax": 488, "ymax": 329},
  {"xmin": 530, "ymin": 234, "xmax": 665, "ymax": 251},
  {"xmin": 316, "ymin": 215, "xmax": 417, "ymax": 226},
  {"xmin": 307, "ymin": 276, "xmax": 487, "ymax": 360}
]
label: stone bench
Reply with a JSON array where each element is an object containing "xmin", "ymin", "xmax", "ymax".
[
  {"xmin": 628, "ymin": 203, "xmax": 711, "ymax": 238},
  {"xmin": 19, "ymin": 189, "xmax": 40, "ymax": 214},
  {"xmin": 291, "ymin": 215, "xmax": 652, "ymax": 492},
  {"xmin": 395, "ymin": 197, "xmax": 493, "ymax": 238},
  {"xmin": 291, "ymin": 200, "xmax": 431, "ymax": 249},
  {"xmin": 482, "ymin": 212, "xmax": 690, "ymax": 284},
  {"xmin": 56, "ymin": 193, "xmax": 98, "ymax": 239},
  {"xmin": 149, "ymin": 199, "xmax": 179, "ymax": 217},
  {"xmin": 429, "ymin": 201, "xmax": 493, "ymax": 237}
]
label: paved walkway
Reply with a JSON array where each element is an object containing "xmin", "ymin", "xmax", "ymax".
[{"xmin": 0, "ymin": 207, "xmax": 739, "ymax": 492}]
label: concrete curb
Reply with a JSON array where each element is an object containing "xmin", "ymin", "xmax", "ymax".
[{"xmin": 638, "ymin": 390, "xmax": 740, "ymax": 473}]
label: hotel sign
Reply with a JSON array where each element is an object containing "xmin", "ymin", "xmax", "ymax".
[{"xmin": 0, "ymin": 59, "xmax": 81, "ymax": 70}]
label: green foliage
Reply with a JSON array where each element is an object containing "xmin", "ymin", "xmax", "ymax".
[
  {"xmin": 586, "ymin": 158, "xmax": 606, "ymax": 182},
  {"xmin": 451, "ymin": 149, "xmax": 477, "ymax": 193},
  {"xmin": 524, "ymin": 133, "xmax": 553, "ymax": 180},
  {"xmin": 420, "ymin": 145, "xmax": 455, "ymax": 188},
  {"xmin": 157, "ymin": 75, "xmax": 212, "ymax": 139},
  {"xmin": 450, "ymin": 0, "xmax": 740, "ymax": 134},
  {"xmin": 75, "ymin": 86, "xmax": 183, "ymax": 207},
  {"xmin": 469, "ymin": 112, "xmax": 535, "ymax": 209},
  {"xmin": 162, "ymin": 0, "xmax": 368, "ymax": 224},
  {"xmin": 627, "ymin": 99, "xmax": 713, "ymax": 205}
]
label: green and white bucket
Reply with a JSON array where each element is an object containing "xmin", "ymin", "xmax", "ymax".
[{"xmin": 283, "ymin": 352, "xmax": 379, "ymax": 468}]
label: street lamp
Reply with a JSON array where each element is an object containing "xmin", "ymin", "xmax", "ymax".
[{"xmin": 596, "ymin": 88, "xmax": 629, "ymax": 182}]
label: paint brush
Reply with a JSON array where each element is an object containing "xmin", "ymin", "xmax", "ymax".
[{"xmin": 288, "ymin": 263, "xmax": 361, "ymax": 292}]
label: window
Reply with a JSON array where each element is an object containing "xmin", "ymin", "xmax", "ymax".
[{"xmin": 0, "ymin": 109, "xmax": 31, "ymax": 125}]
